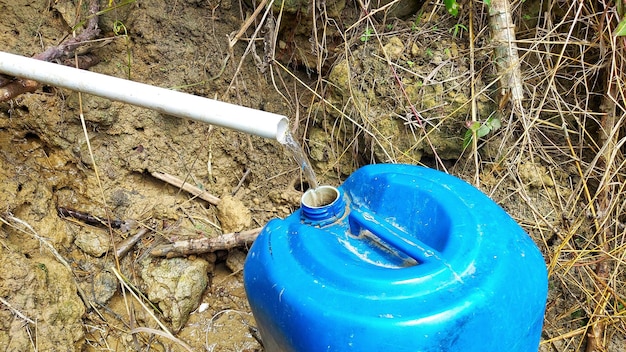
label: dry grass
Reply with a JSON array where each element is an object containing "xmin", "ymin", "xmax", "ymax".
[
  {"xmin": 267, "ymin": 0, "xmax": 626, "ymax": 350},
  {"xmin": 508, "ymin": 1, "xmax": 626, "ymax": 350}
]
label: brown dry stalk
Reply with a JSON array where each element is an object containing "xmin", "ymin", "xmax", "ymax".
[
  {"xmin": 229, "ymin": 0, "xmax": 268, "ymax": 49},
  {"xmin": 0, "ymin": 0, "xmax": 100, "ymax": 103},
  {"xmin": 489, "ymin": 0, "xmax": 524, "ymax": 110},
  {"xmin": 582, "ymin": 4, "xmax": 626, "ymax": 350},
  {"xmin": 585, "ymin": 26, "xmax": 621, "ymax": 352},
  {"xmin": 150, "ymin": 227, "xmax": 262, "ymax": 258}
]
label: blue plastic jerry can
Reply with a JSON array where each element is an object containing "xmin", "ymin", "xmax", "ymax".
[{"xmin": 243, "ymin": 164, "xmax": 548, "ymax": 352}]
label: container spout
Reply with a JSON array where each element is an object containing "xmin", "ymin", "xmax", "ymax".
[
  {"xmin": 301, "ymin": 186, "xmax": 345, "ymax": 225},
  {"xmin": 0, "ymin": 51, "xmax": 289, "ymax": 142}
]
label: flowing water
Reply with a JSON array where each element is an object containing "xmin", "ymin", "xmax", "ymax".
[{"xmin": 282, "ymin": 131, "xmax": 319, "ymax": 190}]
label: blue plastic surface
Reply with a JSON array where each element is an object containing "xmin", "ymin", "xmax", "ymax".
[{"xmin": 244, "ymin": 164, "xmax": 548, "ymax": 352}]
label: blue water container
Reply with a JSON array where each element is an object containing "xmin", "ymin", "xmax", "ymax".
[{"xmin": 244, "ymin": 164, "xmax": 547, "ymax": 352}]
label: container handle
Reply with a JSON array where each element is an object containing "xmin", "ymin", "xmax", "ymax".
[{"xmin": 348, "ymin": 208, "xmax": 444, "ymax": 264}]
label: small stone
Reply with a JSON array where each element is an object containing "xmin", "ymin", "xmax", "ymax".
[
  {"xmin": 90, "ymin": 270, "xmax": 118, "ymax": 305},
  {"xmin": 110, "ymin": 189, "xmax": 129, "ymax": 208},
  {"xmin": 383, "ymin": 36, "xmax": 405, "ymax": 61},
  {"xmin": 225, "ymin": 249, "xmax": 247, "ymax": 274},
  {"xmin": 411, "ymin": 43, "xmax": 420, "ymax": 57},
  {"xmin": 74, "ymin": 230, "xmax": 109, "ymax": 257},
  {"xmin": 197, "ymin": 302, "xmax": 210, "ymax": 313}
]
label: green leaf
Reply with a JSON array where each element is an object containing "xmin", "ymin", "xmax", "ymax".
[
  {"xmin": 482, "ymin": 0, "xmax": 491, "ymax": 7},
  {"xmin": 487, "ymin": 116, "xmax": 501, "ymax": 130},
  {"xmin": 468, "ymin": 121, "xmax": 481, "ymax": 131},
  {"xmin": 444, "ymin": 0, "xmax": 459, "ymax": 16},
  {"xmin": 476, "ymin": 124, "xmax": 491, "ymax": 138},
  {"xmin": 616, "ymin": 17, "xmax": 626, "ymax": 37},
  {"xmin": 463, "ymin": 122, "xmax": 480, "ymax": 149},
  {"xmin": 360, "ymin": 28, "xmax": 373, "ymax": 42},
  {"xmin": 463, "ymin": 129, "xmax": 474, "ymax": 150}
]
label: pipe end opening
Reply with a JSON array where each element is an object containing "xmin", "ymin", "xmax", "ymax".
[{"xmin": 275, "ymin": 117, "xmax": 289, "ymax": 144}]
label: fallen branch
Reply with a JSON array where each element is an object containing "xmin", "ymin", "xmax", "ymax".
[
  {"xmin": 57, "ymin": 206, "xmax": 125, "ymax": 229},
  {"xmin": 33, "ymin": 0, "xmax": 101, "ymax": 62},
  {"xmin": 150, "ymin": 227, "xmax": 262, "ymax": 258},
  {"xmin": 151, "ymin": 171, "xmax": 221, "ymax": 205},
  {"xmin": 0, "ymin": 0, "xmax": 101, "ymax": 102}
]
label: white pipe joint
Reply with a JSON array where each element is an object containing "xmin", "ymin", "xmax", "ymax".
[{"xmin": 0, "ymin": 51, "xmax": 289, "ymax": 142}]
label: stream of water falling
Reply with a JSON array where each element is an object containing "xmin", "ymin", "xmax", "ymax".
[{"xmin": 281, "ymin": 131, "xmax": 319, "ymax": 190}]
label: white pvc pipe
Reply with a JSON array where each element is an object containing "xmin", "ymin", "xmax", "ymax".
[{"xmin": 0, "ymin": 51, "xmax": 289, "ymax": 142}]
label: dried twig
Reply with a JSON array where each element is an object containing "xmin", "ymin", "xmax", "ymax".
[
  {"xmin": 150, "ymin": 227, "xmax": 262, "ymax": 258},
  {"xmin": 152, "ymin": 171, "xmax": 221, "ymax": 205},
  {"xmin": 0, "ymin": 0, "xmax": 101, "ymax": 102},
  {"xmin": 0, "ymin": 79, "xmax": 39, "ymax": 102},
  {"xmin": 0, "ymin": 297, "xmax": 35, "ymax": 324},
  {"xmin": 57, "ymin": 206, "xmax": 124, "ymax": 229},
  {"xmin": 229, "ymin": 0, "xmax": 268, "ymax": 49},
  {"xmin": 115, "ymin": 227, "xmax": 150, "ymax": 258},
  {"xmin": 231, "ymin": 168, "xmax": 251, "ymax": 196},
  {"xmin": 33, "ymin": 0, "xmax": 101, "ymax": 62}
]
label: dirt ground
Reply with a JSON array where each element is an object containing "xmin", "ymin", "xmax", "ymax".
[
  {"xmin": 0, "ymin": 0, "xmax": 301, "ymax": 350},
  {"xmin": 0, "ymin": 0, "xmax": 624, "ymax": 351}
]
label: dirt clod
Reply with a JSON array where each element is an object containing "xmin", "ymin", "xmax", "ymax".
[
  {"xmin": 0, "ymin": 249, "xmax": 85, "ymax": 351},
  {"xmin": 217, "ymin": 195, "xmax": 252, "ymax": 233},
  {"xmin": 140, "ymin": 257, "xmax": 210, "ymax": 332}
]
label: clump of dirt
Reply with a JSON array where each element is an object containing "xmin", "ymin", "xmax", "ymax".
[
  {"xmin": 140, "ymin": 257, "xmax": 210, "ymax": 332},
  {"xmin": 217, "ymin": 195, "xmax": 252, "ymax": 233},
  {"xmin": 0, "ymin": 249, "xmax": 85, "ymax": 351}
]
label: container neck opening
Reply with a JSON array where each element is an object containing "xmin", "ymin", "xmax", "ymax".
[
  {"xmin": 301, "ymin": 186, "xmax": 344, "ymax": 224},
  {"xmin": 302, "ymin": 186, "xmax": 339, "ymax": 208}
]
